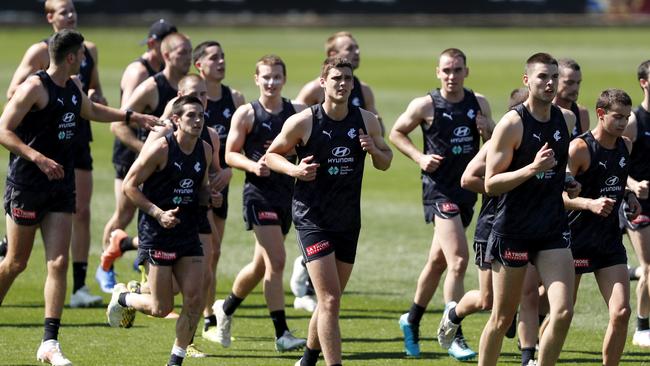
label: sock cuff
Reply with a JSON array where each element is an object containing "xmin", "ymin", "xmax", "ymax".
[{"xmin": 171, "ymin": 345, "xmax": 186, "ymax": 358}]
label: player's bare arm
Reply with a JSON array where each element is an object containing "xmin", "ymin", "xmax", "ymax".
[
  {"xmin": 231, "ymin": 88, "xmax": 246, "ymax": 108},
  {"xmin": 85, "ymin": 41, "xmax": 107, "ymax": 105},
  {"xmin": 6, "ymin": 42, "xmax": 49, "ymax": 100},
  {"xmin": 359, "ymin": 81, "xmax": 385, "ymax": 135},
  {"xmin": 295, "ymin": 79, "xmax": 323, "ymax": 105},
  {"xmin": 578, "ymin": 104, "xmax": 590, "ymax": 134},
  {"xmin": 266, "ymin": 108, "xmax": 318, "ymax": 181},
  {"xmin": 475, "ymin": 93, "xmax": 495, "ymax": 141},
  {"xmin": 0, "ymin": 76, "xmax": 63, "ymax": 181},
  {"xmin": 390, "ymin": 95, "xmax": 443, "ymax": 172},
  {"xmin": 560, "ymin": 106, "xmax": 577, "ymax": 136},
  {"xmin": 225, "ymin": 104, "xmax": 268, "ymax": 175},
  {"xmin": 461, "ymin": 141, "xmax": 489, "ymax": 194},
  {"xmin": 360, "ymin": 109, "xmax": 392, "ymax": 170},
  {"xmin": 110, "ymin": 77, "xmax": 158, "ymax": 153},
  {"xmin": 485, "ymin": 110, "xmax": 556, "ymax": 195}
]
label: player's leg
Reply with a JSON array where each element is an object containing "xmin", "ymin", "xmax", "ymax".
[
  {"xmin": 478, "ymin": 262, "xmax": 527, "ymax": 366},
  {"xmin": 0, "ymin": 216, "xmax": 37, "ymax": 302},
  {"xmin": 594, "ymin": 264, "xmax": 631, "ymax": 366},
  {"xmin": 629, "ymin": 227, "xmax": 650, "ymax": 346},
  {"xmin": 519, "ymin": 264, "xmax": 541, "ymax": 365},
  {"xmin": 534, "ymin": 248, "xmax": 575, "ymax": 366},
  {"xmin": 435, "ymin": 215, "xmax": 469, "ymax": 303}
]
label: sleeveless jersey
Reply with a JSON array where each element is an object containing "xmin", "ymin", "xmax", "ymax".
[
  {"xmin": 491, "ymin": 104, "xmax": 570, "ymax": 240},
  {"xmin": 568, "ymin": 132, "xmax": 629, "ymax": 251},
  {"xmin": 136, "ymin": 72, "xmax": 178, "ymax": 142},
  {"xmin": 570, "ymin": 102, "xmax": 583, "ymax": 139},
  {"xmin": 473, "ymin": 195, "xmax": 497, "ymax": 243},
  {"xmin": 205, "ymin": 85, "xmax": 236, "ymax": 168},
  {"xmin": 293, "ymin": 104, "xmax": 367, "ymax": 232},
  {"xmin": 349, "ymin": 76, "xmax": 366, "ymax": 109},
  {"xmin": 629, "ymin": 106, "xmax": 650, "ymax": 182},
  {"xmin": 112, "ymin": 58, "xmax": 160, "ymax": 166},
  {"xmin": 138, "ymin": 133, "xmax": 206, "ymax": 249},
  {"xmin": 7, "ymin": 71, "xmax": 82, "ymax": 192},
  {"xmin": 242, "ymin": 99, "xmax": 296, "ymax": 207},
  {"xmin": 421, "ymin": 88, "xmax": 481, "ymax": 206}
]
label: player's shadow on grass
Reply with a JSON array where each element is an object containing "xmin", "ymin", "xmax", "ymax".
[
  {"xmin": 342, "ymin": 306, "xmax": 444, "ymax": 315},
  {"xmin": 0, "ymin": 322, "xmax": 107, "ymax": 328},
  {"xmin": 343, "ymin": 336, "xmax": 435, "ymax": 343},
  {"xmin": 345, "ymin": 350, "xmax": 449, "ymax": 360}
]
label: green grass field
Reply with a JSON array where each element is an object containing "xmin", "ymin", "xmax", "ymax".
[{"xmin": 1, "ymin": 26, "xmax": 650, "ymax": 365}]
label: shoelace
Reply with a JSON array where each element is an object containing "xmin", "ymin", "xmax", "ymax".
[{"xmin": 455, "ymin": 335, "xmax": 470, "ymax": 349}]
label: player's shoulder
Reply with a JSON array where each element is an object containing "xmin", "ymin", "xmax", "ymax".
[
  {"xmin": 83, "ymin": 40, "xmax": 98, "ymax": 55},
  {"xmin": 24, "ymin": 41, "xmax": 49, "ymax": 63},
  {"xmin": 558, "ymin": 105, "xmax": 577, "ymax": 122},
  {"xmin": 622, "ymin": 135, "xmax": 633, "ymax": 152}
]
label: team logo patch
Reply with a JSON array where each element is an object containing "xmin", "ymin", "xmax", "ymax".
[
  {"xmin": 151, "ymin": 250, "xmax": 177, "ymax": 261},
  {"xmin": 574, "ymin": 258, "xmax": 590, "ymax": 268},
  {"xmin": 619, "ymin": 157, "xmax": 626, "ymax": 168},
  {"xmin": 71, "ymin": 95, "xmax": 78, "ymax": 106},
  {"xmin": 453, "ymin": 126, "xmax": 470, "ymax": 137},
  {"xmin": 351, "ymin": 97, "xmax": 361, "ymax": 107},
  {"xmin": 467, "ymin": 109, "xmax": 476, "ymax": 119},
  {"xmin": 348, "ymin": 128, "xmax": 357, "ymax": 139},
  {"xmin": 179, "ymin": 179, "xmax": 194, "ymax": 189},
  {"xmin": 306, "ymin": 240, "xmax": 331, "ymax": 257},
  {"xmin": 223, "ymin": 108, "xmax": 232, "ymax": 119},
  {"xmin": 605, "ymin": 176, "xmax": 619, "ymax": 186},
  {"xmin": 258, "ymin": 211, "xmax": 278, "ymax": 220},
  {"xmin": 12, "ymin": 207, "xmax": 36, "ymax": 219},
  {"xmin": 62, "ymin": 112, "xmax": 76, "ymax": 123},
  {"xmin": 194, "ymin": 162, "xmax": 201, "ymax": 172},
  {"xmin": 553, "ymin": 130, "xmax": 561, "ymax": 141},
  {"xmin": 331, "ymin": 146, "xmax": 351, "ymax": 158},
  {"xmin": 503, "ymin": 249, "xmax": 528, "ymax": 262}
]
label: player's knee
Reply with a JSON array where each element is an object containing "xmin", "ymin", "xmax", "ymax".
[
  {"xmin": 427, "ymin": 255, "xmax": 447, "ymax": 272},
  {"xmin": 492, "ymin": 313, "xmax": 515, "ymax": 333},
  {"xmin": 211, "ymin": 246, "xmax": 221, "ymax": 263},
  {"xmin": 47, "ymin": 255, "xmax": 69, "ymax": 274},
  {"xmin": 74, "ymin": 203, "xmax": 91, "ymax": 223},
  {"xmin": 448, "ymin": 256, "xmax": 468, "ymax": 275},
  {"xmin": 5, "ymin": 258, "xmax": 29, "ymax": 275},
  {"xmin": 152, "ymin": 303, "xmax": 174, "ymax": 318},
  {"xmin": 318, "ymin": 292, "xmax": 341, "ymax": 313},
  {"xmin": 480, "ymin": 294, "xmax": 493, "ymax": 311},
  {"xmin": 552, "ymin": 306, "xmax": 573, "ymax": 325},
  {"xmin": 610, "ymin": 304, "xmax": 631, "ymax": 325}
]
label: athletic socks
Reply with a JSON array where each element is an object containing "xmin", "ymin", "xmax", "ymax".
[
  {"xmin": 455, "ymin": 324, "xmax": 464, "ymax": 339},
  {"xmin": 301, "ymin": 347, "xmax": 321, "ymax": 366},
  {"xmin": 204, "ymin": 314, "xmax": 217, "ymax": 331},
  {"xmin": 119, "ymin": 236, "xmax": 136, "ymax": 253},
  {"xmin": 168, "ymin": 345, "xmax": 186, "ymax": 366},
  {"xmin": 637, "ymin": 316, "xmax": 649, "ymax": 331},
  {"xmin": 407, "ymin": 303, "xmax": 426, "ymax": 325},
  {"xmin": 118, "ymin": 292, "xmax": 130, "ymax": 308},
  {"xmin": 223, "ymin": 293, "xmax": 244, "ymax": 316},
  {"xmin": 270, "ymin": 310, "xmax": 289, "ymax": 338},
  {"xmin": 449, "ymin": 306, "xmax": 464, "ymax": 324},
  {"xmin": 0, "ymin": 236, "xmax": 7, "ymax": 257},
  {"xmin": 72, "ymin": 262, "xmax": 87, "ymax": 293},
  {"xmin": 521, "ymin": 347, "xmax": 535, "ymax": 366},
  {"xmin": 43, "ymin": 318, "xmax": 61, "ymax": 341}
]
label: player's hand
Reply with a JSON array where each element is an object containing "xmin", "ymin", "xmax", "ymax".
[
  {"xmin": 211, "ymin": 167, "xmax": 232, "ymax": 192},
  {"xmin": 627, "ymin": 193, "xmax": 642, "ymax": 220},
  {"xmin": 132, "ymin": 112, "xmax": 161, "ymax": 130},
  {"xmin": 88, "ymin": 91, "xmax": 108, "ymax": 106},
  {"xmin": 254, "ymin": 156, "xmax": 271, "ymax": 177},
  {"xmin": 634, "ymin": 180, "xmax": 650, "ymax": 200},
  {"xmin": 293, "ymin": 155, "xmax": 319, "ymax": 181},
  {"xmin": 34, "ymin": 154, "xmax": 64, "ymax": 181},
  {"xmin": 588, "ymin": 197, "xmax": 616, "ymax": 217},
  {"xmin": 418, "ymin": 153, "xmax": 444, "ymax": 173},
  {"xmin": 210, "ymin": 190, "xmax": 223, "ymax": 208},
  {"xmin": 359, "ymin": 128, "xmax": 376, "ymax": 155},
  {"xmin": 531, "ymin": 142, "xmax": 556, "ymax": 173},
  {"xmin": 158, "ymin": 207, "xmax": 181, "ymax": 228}
]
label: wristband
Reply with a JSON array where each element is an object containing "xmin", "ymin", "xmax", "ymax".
[{"xmin": 125, "ymin": 109, "xmax": 134, "ymax": 124}]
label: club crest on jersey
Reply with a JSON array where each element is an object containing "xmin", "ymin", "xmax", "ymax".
[
  {"xmin": 194, "ymin": 162, "xmax": 201, "ymax": 172},
  {"xmin": 467, "ymin": 109, "xmax": 476, "ymax": 119},
  {"xmin": 348, "ymin": 128, "xmax": 357, "ymax": 139},
  {"xmin": 223, "ymin": 108, "xmax": 232, "ymax": 119},
  {"xmin": 351, "ymin": 97, "xmax": 361, "ymax": 107},
  {"xmin": 553, "ymin": 130, "xmax": 561, "ymax": 141},
  {"xmin": 619, "ymin": 157, "xmax": 626, "ymax": 168},
  {"xmin": 72, "ymin": 95, "xmax": 78, "ymax": 106}
]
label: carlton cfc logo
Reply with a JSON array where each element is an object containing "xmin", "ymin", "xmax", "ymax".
[
  {"xmin": 179, "ymin": 179, "xmax": 194, "ymax": 188},
  {"xmin": 605, "ymin": 176, "xmax": 619, "ymax": 186},
  {"xmin": 331, "ymin": 146, "xmax": 351, "ymax": 157},
  {"xmin": 453, "ymin": 126, "xmax": 470, "ymax": 137}
]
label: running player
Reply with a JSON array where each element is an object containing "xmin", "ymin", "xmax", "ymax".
[
  {"xmin": 390, "ymin": 48, "xmax": 494, "ymax": 359},
  {"xmin": 107, "ymin": 95, "xmax": 218, "ymax": 366},
  {"xmin": 98, "ymin": 19, "xmax": 177, "ymax": 291},
  {"xmin": 7, "ymin": 0, "xmax": 107, "ymax": 307},
  {"xmin": 564, "ymin": 88, "xmax": 637, "ymax": 366},
  {"xmin": 212, "ymin": 55, "xmax": 307, "ymax": 351},
  {"xmin": 553, "ymin": 58, "xmax": 590, "ymax": 139},
  {"xmin": 622, "ymin": 60, "xmax": 650, "ymax": 348},
  {"xmin": 191, "ymin": 40, "xmax": 246, "ymax": 342},
  {"xmin": 479, "ymin": 52, "xmax": 577, "ymax": 366},
  {"xmin": 96, "ymin": 31, "xmax": 191, "ymax": 291},
  {"xmin": 0, "ymin": 29, "xmax": 157, "ymax": 366},
  {"xmin": 266, "ymin": 56, "xmax": 392, "ymax": 366}
]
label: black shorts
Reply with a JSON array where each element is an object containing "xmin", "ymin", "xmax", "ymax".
[
  {"xmin": 473, "ymin": 240, "xmax": 492, "ymax": 270},
  {"xmin": 4, "ymin": 183, "xmax": 75, "ymax": 226},
  {"xmin": 572, "ymin": 244, "xmax": 627, "ymax": 274},
  {"xmin": 73, "ymin": 140, "xmax": 93, "ymax": 171},
  {"xmin": 297, "ymin": 228, "xmax": 360, "ymax": 264},
  {"xmin": 211, "ymin": 185, "xmax": 229, "ymax": 219},
  {"xmin": 243, "ymin": 201, "xmax": 291, "ymax": 235},
  {"xmin": 198, "ymin": 206, "xmax": 212, "ymax": 234},
  {"xmin": 424, "ymin": 199, "xmax": 474, "ymax": 228},
  {"xmin": 113, "ymin": 163, "xmax": 132, "ymax": 180},
  {"xmin": 136, "ymin": 243, "xmax": 203, "ymax": 266},
  {"xmin": 488, "ymin": 231, "xmax": 571, "ymax": 268}
]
